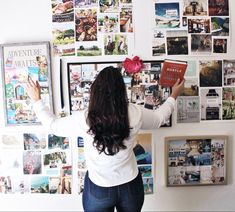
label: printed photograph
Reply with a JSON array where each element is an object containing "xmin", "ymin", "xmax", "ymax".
[
  {"xmin": 77, "ymin": 42, "xmax": 102, "ymax": 56},
  {"xmin": 191, "ymin": 34, "xmax": 212, "ymax": 54},
  {"xmin": 0, "ymin": 176, "xmax": 13, "ymax": 194},
  {"xmin": 48, "ymin": 134, "xmax": 69, "ymax": 150},
  {"xmin": 200, "ymin": 88, "xmax": 222, "ymax": 121},
  {"xmin": 99, "ymin": 0, "xmax": 119, "ymax": 13},
  {"xmin": 23, "ymin": 151, "xmax": 42, "ymax": 175},
  {"xmin": 180, "ymin": 78, "xmax": 198, "ymax": 96},
  {"xmin": 104, "ymin": 34, "xmax": 128, "ymax": 55},
  {"xmin": 211, "ymin": 17, "xmax": 229, "ymax": 36},
  {"xmin": 52, "ymin": 0, "xmax": 74, "ymax": 22},
  {"xmin": 75, "ymin": 8, "xmax": 97, "ymax": 42},
  {"xmin": 166, "ymin": 30, "xmax": 188, "ymax": 55},
  {"xmin": 185, "ymin": 60, "xmax": 197, "ymax": 77},
  {"xmin": 43, "ymin": 152, "xmax": 67, "ymax": 169},
  {"xmin": 152, "ymin": 31, "xmax": 166, "ymax": 56},
  {"xmin": 31, "ymin": 176, "xmax": 49, "ymax": 193},
  {"xmin": 52, "ymin": 23, "xmax": 75, "ymax": 56},
  {"xmin": 177, "ymin": 96, "xmax": 200, "ymax": 123},
  {"xmin": 98, "ymin": 13, "xmax": 119, "ymax": 33},
  {"xmin": 188, "ymin": 18, "xmax": 210, "ymax": 33},
  {"xmin": 134, "ymin": 133, "xmax": 152, "ymax": 165},
  {"xmin": 138, "ymin": 165, "xmax": 152, "ymax": 178},
  {"xmin": 183, "ymin": 0, "xmax": 208, "ymax": 16},
  {"xmin": 143, "ymin": 177, "xmax": 153, "ymax": 194},
  {"xmin": 75, "ymin": 0, "xmax": 97, "ymax": 7},
  {"xmin": 222, "ymin": 87, "xmax": 235, "ymax": 120},
  {"xmin": 199, "ymin": 60, "xmax": 222, "ymax": 87},
  {"xmin": 155, "ymin": 2, "xmax": 180, "ymax": 28},
  {"xmin": 120, "ymin": 5, "xmax": 133, "ymax": 33},
  {"xmin": 208, "ymin": 0, "xmax": 229, "ymax": 16},
  {"xmin": 23, "ymin": 133, "xmax": 46, "ymax": 150},
  {"xmin": 223, "ymin": 60, "xmax": 235, "ymax": 86},
  {"xmin": 120, "ymin": 0, "xmax": 132, "ymax": 3},
  {"xmin": 12, "ymin": 177, "xmax": 30, "ymax": 194},
  {"xmin": 213, "ymin": 38, "xmax": 227, "ymax": 54}
]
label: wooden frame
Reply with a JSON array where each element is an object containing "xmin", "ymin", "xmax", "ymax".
[
  {"xmin": 165, "ymin": 135, "xmax": 228, "ymax": 186},
  {"xmin": 67, "ymin": 60, "xmax": 172, "ymax": 127},
  {"xmin": 1, "ymin": 41, "xmax": 53, "ymax": 126}
]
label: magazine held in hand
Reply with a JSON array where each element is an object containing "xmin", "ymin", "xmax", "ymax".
[{"xmin": 159, "ymin": 59, "xmax": 188, "ymax": 87}]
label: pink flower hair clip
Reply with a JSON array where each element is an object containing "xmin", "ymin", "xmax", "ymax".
[{"xmin": 123, "ymin": 56, "xmax": 144, "ymax": 75}]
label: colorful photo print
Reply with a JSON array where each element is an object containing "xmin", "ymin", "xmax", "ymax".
[
  {"xmin": 223, "ymin": 60, "xmax": 235, "ymax": 86},
  {"xmin": 120, "ymin": 5, "xmax": 133, "ymax": 33},
  {"xmin": 188, "ymin": 18, "xmax": 210, "ymax": 33},
  {"xmin": 182, "ymin": 17, "xmax": 187, "ymax": 27},
  {"xmin": 48, "ymin": 134, "xmax": 69, "ymax": 150},
  {"xmin": 75, "ymin": 8, "xmax": 97, "ymax": 42},
  {"xmin": 211, "ymin": 17, "xmax": 229, "ymax": 36},
  {"xmin": 43, "ymin": 152, "xmax": 67, "ymax": 169},
  {"xmin": 208, "ymin": 0, "xmax": 229, "ymax": 16},
  {"xmin": 31, "ymin": 176, "xmax": 49, "ymax": 193},
  {"xmin": 155, "ymin": 2, "xmax": 180, "ymax": 28},
  {"xmin": 138, "ymin": 165, "xmax": 152, "ymax": 178},
  {"xmin": 52, "ymin": 23, "xmax": 75, "ymax": 56},
  {"xmin": 99, "ymin": 0, "xmax": 119, "ymax": 13},
  {"xmin": 213, "ymin": 38, "xmax": 227, "ymax": 54},
  {"xmin": 75, "ymin": 0, "xmax": 97, "ymax": 8},
  {"xmin": 166, "ymin": 30, "xmax": 188, "ymax": 55},
  {"xmin": 199, "ymin": 60, "xmax": 222, "ymax": 87},
  {"xmin": 134, "ymin": 133, "xmax": 152, "ymax": 165},
  {"xmin": 183, "ymin": 0, "xmax": 208, "ymax": 16},
  {"xmin": 177, "ymin": 96, "xmax": 200, "ymax": 123},
  {"xmin": 191, "ymin": 34, "xmax": 212, "ymax": 54},
  {"xmin": 23, "ymin": 151, "xmax": 42, "ymax": 175},
  {"xmin": 1, "ymin": 134, "xmax": 22, "ymax": 149},
  {"xmin": 78, "ymin": 170, "xmax": 86, "ymax": 194},
  {"xmin": 49, "ymin": 177, "xmax": 61, "ymax": 194},
  {"xmin": 52, "ymin": 0, "xmax": 74, "ymax": 22},
  {"xmin": 104, "ymin": 34, "xmax": 128, "ymax": 55},
  {"xmin": 200, "ymin": 88, "xmax": 222, "ymax": 121},
  {"xmin": 98, "ymin": 13, "xmax": 119, "ymax": 33},
  {"xmin": 166, "ymin": 136, "xmax": 227, "ymax": 186},
  {"xmin": 180, "ymin": 78, "xmax": 198, "ymax": 96},
  {"xmin": 23, "ymin": 133, "xmax": 46, "ymax": 150},
  {"xmin": 222, "ymin": 87, "xmax": 235, "ymax": 120},
  {"xmin": 143, "ymin": 177, "xmax": 153, "ymax": 194}
]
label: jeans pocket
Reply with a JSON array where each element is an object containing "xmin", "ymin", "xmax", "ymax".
[{"xmin": 89, "ymin": 178, "xmax": 110, "ymax": 201}]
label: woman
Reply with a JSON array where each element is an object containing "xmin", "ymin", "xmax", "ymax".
[{"xmin": 27, "ymin": 66, "xmax": 184, "ymax": 212}]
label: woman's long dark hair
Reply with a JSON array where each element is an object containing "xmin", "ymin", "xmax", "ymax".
[{"xmin": 87, "ymin": 66, "xmax": 130, "ymax": 155}]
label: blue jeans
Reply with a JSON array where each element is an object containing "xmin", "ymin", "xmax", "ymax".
[{"xmin": 82, "ymin": 171, "xmax": 144, "ymax": 212}]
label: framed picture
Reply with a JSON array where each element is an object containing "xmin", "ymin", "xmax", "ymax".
[
  {"xmin": 67, "ymin": 60, "xmax": 172, "ymax": 127},
  {"xmin": 165, "ymin": 135, "xmax": 227, "ymax": 186},
  {"xmin": 1, "ymin": 41, "xmax": 53, "ymax": 126}
]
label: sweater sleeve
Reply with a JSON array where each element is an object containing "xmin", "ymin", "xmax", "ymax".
[
  {"xmin": 33, "ymin": 100, "xmax": 85, "ymax": 137},
  {"xmin": 140, "ymin": 97, "xmax": 176, "ymax": 129}
]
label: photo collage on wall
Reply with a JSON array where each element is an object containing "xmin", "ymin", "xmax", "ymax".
[
  {"xmin": 51, "ymin": 0, "xmax": 134, "ymax": 56},
  {"xmin": 1, "ymin": 42, "xmax": 53, "ymax": 126},
  {"xmin": 0, "ymin": 133, "xmax": 72, "ymax": 194},
  {"xmin": 166, "ymin": 137, "xmax": 226, "ymax": 186},
  {"xmin": 177, "ymin": 59, "xmax": 235, "ymax": 123},
  {"xmin": 152, "ymin": 0, "xmax": 230, "ymax": 56},
  {"xmin": 67, "ymin": 60, "xmax": 172, "ymax": 127}
]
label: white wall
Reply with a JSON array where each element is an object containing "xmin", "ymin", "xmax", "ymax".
[{"xmin": 0, "ymin": 0, "xmax": 235, "ymax": 211}]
